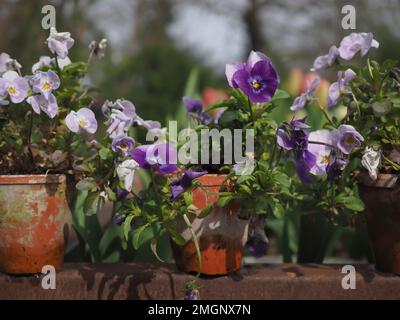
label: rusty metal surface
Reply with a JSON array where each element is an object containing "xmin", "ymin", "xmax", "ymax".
[{"xmin": 1, "ymin": 263, "xmax": 400, "ymax": 300}]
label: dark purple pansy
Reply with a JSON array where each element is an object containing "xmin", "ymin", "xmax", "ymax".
[
  {"xmin": 277, "ymin": 118, "xmax": 316, "ymax": 182},
  {"xmin": 225, "ymin": 51, "xmax": 279, "ymax": 103},
  {"xmin": 326, "ymin": 157, "xmax": 349, "ymax": 182},
  {"xmin": 182, "ymin": 96, "xmax": 212, "ymax": 125},
  {"xmin": 111, "ymin": 135, "xmax": 135, "ymax": 156},
  {"xmin": 116, "ymin": 188, "xmax": 129, "ymax": 201},
  {"xmin": 113, "ymin": 215, "xmax": 125, "ymax": 226},
  {"xmin": 131, "ymin": 143, "xmax": 178, "ymax": 175},
  {"xmin": 170, "ymin": 169, "xmax": 207, "ymax": 201}
]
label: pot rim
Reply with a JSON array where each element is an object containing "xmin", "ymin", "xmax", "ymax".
[
  {"xmin": 0, "ymin": 174, "xmax": 66, "ymax": 185},
  {"xmin": 197, "ymin": 174, "xmax": 228, "ymax": 187},
  {"xmin": 358, "ymin": 172, "xmax": 398, "ymax": 189}
]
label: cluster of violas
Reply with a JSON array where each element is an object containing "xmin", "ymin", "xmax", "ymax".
[{"xmin": 0, "ymin": 29, "xmax": 375, "ymax": 199}]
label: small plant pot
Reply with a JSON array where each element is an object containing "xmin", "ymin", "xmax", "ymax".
[
  {"xmin": 171, "ymin": 174, "xmax": 249, "ymax": 275},
  {"xmin": 358, "ymin": 173, "xmax": 400, "ymax": 274},
  {"xmin": 0, "ymin": 174, "xmax": 71, "ymax": 274}
]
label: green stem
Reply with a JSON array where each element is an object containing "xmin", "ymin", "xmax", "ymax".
[{"xmin": 318, "ymin": 102, "xmax": 335, "ymax": 127}]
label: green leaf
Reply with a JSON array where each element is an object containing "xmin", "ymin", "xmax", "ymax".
[
  {"xmin": 272, "ymin": 171, "xmax": 291, "ymax": 188},
  {"xmin": 99, "ymin": 147, "xmax": 112, "ymax": 160},
  {"xmin": 132, "ymin": 223, "xmax": 150, "ymax": 249},
  {"xmin": 217, "ymin": 195, "xmax": 233, "ymax": 207},
  {"xmin": 123, "ymin": 215, "xmax": 134, "ymax": 241},
  {"xmin": 342, "ymin": 196, "xmax": 365, "ymax": 212},
  {"xmin": 166, "ymin": 226, "xmax": 186, "ymax": 246},
  {"xmin": 83, "ymin": 191, "xmax": 104, "ymax": 216},
  {"xmin": 272, "ymin": 89, "xmax": 291, "ymax": 101},
  {"xmin": 76, "ymin": 178, "xmax": 98, "ymax": 191},
  {"xmin": 270, "ymin": 200, "xmax": 285, "ymax": 219}
]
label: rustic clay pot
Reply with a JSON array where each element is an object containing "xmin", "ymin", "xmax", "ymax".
[
  {"xmin": 0, "ymin": 174, "xmax": 71, "ymax": 274},
  {"xmin": 358, "ymin": 173, "xmax": 400, "ymax": 274},
  {"xmin": 171, "ymin": 174, "xmax": 249, "ymax": 275}
]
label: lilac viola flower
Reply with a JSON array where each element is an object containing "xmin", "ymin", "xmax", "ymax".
[
  {"xmin": 111, "ymin": 135, "xmax": 135, "ymax": 156},
  {"xmin": 170, "ymin": 169, "xmax": 207, "ymax": 201},
  {"xmin": 182, "ymin": 96, "xmax": 211, "ymax": 125},
  {"xmin": 65, "ymin": 108, "xmax": 98, "ymax": 134},
  {"xmin": 326, "ymin": 157, "xmax": 349, "ymax": 182},
  {"xmin": 225, "ymin": 51, "xmax": 280, "ymax": 103},
  {"xmin": 246, "ymin": 217, "xmax": 269, "ymax": 257},
  {"xmin": 31, "ymin": 70, "xmax": 60, "ymax": 99},
  {"xmin": 307, "ymin": 129, "xmax": 334, "ymax": 176},
  {"xmin": 32, "ymin": 56, "xmax": 53, "ymax": 73},
  {"xmin": 102, "ymin": 99, "xmax": 136, "ymax": 139},
  {"xmin": 0, "ymin": 53, "xmax": 22, "ymax": 75},
  {"xmin": 333, "ymin": 124, "xmax": 364, "ymax": 155},
  {"xmin": 47, "ymin": 27, "xmax": 75, "ymax": 59},
  {"xmin": 0, "ymin": 71, "xmax": 29, "ymax": 104},
  {"xmin": 327, "ymin": 69, "xmax": 356, "ymax": 108},
  {"xmin": 311, "ymin": 46, "xmax": 339, "ymax": 72},
  {"xmin": 131, "ymin": 143, "xmax": 178, "ymax": 175},
  {"xmin": 290, "ymin": 77, "xmax": 320, "ymax": 111},
  {"xmin": 338, "ymin": 32, "xmax": 379, "ymax": 61},
  {"xmin": 27, "ymin": 93, "xmax": 58, "ymax": 118},
  {"xmin": 277, "ymin": 118, "xmax": 316, "ymax": 182}
]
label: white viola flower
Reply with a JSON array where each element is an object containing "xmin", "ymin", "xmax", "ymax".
[
  {"xmin": 0, "ymin": 70, "xmax": 29, "ymax": 103},
  {"xmin": 233, "ymin": 152, "xmax": 255, "ymax": 176},
  {"xmin": 47, "ymin": 27, "xmax": 75, "ymax": 59},
  {"xmin": 308, "ymin": 129, "xmax": 334, "ymax": 176},
  {"xmin": 361, "ymin": 147, "xmax": 381, "ymax": 181},
  {"xmin": 116, "ymin": 159, "xmax": 139, "ymax": 192},
  {"xmin": 57, "ymin": 56, "xmax": 71, "ymax": 70},
  {"xmin": 27, "ymin": 93, "xmax": 58, "ymax": 118},
  {"xmin": 0, "ymin": 53, "xmax": 22, "ymax": 75},
  {"xmin": 32, "ymin": 56, "xmax": 54, "ymax": 73},
  {"xmin": 65, "ymin": 108, "xmax": 98, "ymax": 134}
]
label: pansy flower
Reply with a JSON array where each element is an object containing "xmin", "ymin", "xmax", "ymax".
[
  {"xmin": 65, "ymin": 108, "xmax": 98, "ymax": 134},
  {"xmin": 31, "ymin": 70, "xmax": 60, "ymax": 99},
  {"xmin": 307, "ymin": 129, "xmax": 334, "ymax": 176},
  {"xmin": 311, "ymin": 46, "xmax": 339, "ymax": 72},
  {"xmin": 0, "ymin": 70, "xmax": 29, "ymax": 104},
  {"xmin": 290, "ymin": 77, "xmax": 320, "ymax": 111},
  {"xmin": 111, "ymin": 135, "xmax": 135, "ymax": 156},
  {"xmin": 182, "ymin": 96, "xmax": 211, "ymax": 125},
  {"xmin": 333, "ymin": 124, "xmax": 364, "ymax": 155},
  {"xmin": 225, "ymin": 51, "xmax": 279, "ymax": 103},
  {"xmin": 338, "ymin": 32, "xmax": 379, "ymax": 60},
  {"xmin": 327, "ymin": 69, "xmax": 356, "ymax": 108},
  {"xmin": 47, "ymin": 27, "xmax": 75, "ymax": 59},
  {"xmin": 170, "ymin": 169, "xmax": 207, "ymax": 201},
  {"xmin": 116, "ymin": 159, "xmax": 139, "ymax": 192},
  {"xmin": 27, "ymin": 93, "xmax": 58, "ymax": 118}
]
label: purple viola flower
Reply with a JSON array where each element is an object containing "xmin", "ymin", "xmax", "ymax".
[
  {"xmin": 116, "ymin": 189, "xmax": 129, "ymax": 201},
  {"xmin": 338, "ymin": 32, "xmax": 379, "ymax": 60},
  {"xmin": 65, "ymin": 108, "xmax": 98, "ymax": 134},
  {"xmin": 307, "ymin": 129, "xmax": 334, "ymax": 176},
  {"xmin": 327, "ymin": 69, "xmax": 356, "ymax": 108},
  {"xmin": 170, "ymin": 169, "xmax": 207, "ymax": 201},
  {"xmin": 225, "ymin": 51, "xmax": 280, "ymax": 103},
  {"xmin": 26, "ymin": 93, "xmax": 58, "ymax": 118},
  {"xmin": 113, "ymin": 215, "xmax": 125, "ymax": 226},
  {"xmin": 246, "ymin": 218, "xmax": 268, "ymax": 257},
  {"xmin": 326, "ymin": 157, "xmax": 349, "ymax": 182},
  {"xmin": 182, "ymin": 96, "xmax": 212, "ymax": 125},
  {"xmin": 0, "ymin": 71, "xmax": 29, "ymax": 104},
  {"xmin": 31, "ymin": 70, "xmax": 60, "ymax": 99},
  {"xmin": 277, "ymin": 118, "xmax": 316, "ymax": 182},
  {"xmin": 47, "ymin": 27, "xmax": 75, "ymax": 59},
  {"xmin": 111, "ymin": 135, "xmax": 135, "ymax": 156},
  {"xmin": 333, "ymin": 124, "xmax": 364, "ymax": 155},
  {"xmin": 131, "ymin": 143, "xmax": 178, "ymax": 175},
  {"xmin": 290, "ymin": 77, "xmax": 320, "ymax": 111},
  {"xmin": 311, "ymin": 46, "xmax": 339, "ymax": 72}
]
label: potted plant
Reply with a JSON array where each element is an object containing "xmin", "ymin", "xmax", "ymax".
[
  {"xmin": 0, "ymin": 28, "xmax": 106, "ymax": 274},
  {"xmin": 73, "ymin": 51, "xmax": 295, "ymax": 276},
  {"xmin": 293, "ymin": 32, "xmax": 400, "ymax": 273}
]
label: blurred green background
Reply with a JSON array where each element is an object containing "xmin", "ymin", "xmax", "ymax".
[{"xmin": 1, "ymin": 0, "xmax": 399, "ymax": 264}]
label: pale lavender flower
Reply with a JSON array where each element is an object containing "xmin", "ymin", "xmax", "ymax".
[
  {"xmin": 0, "ymin": 53, "xmax": 22, "ymax": 75},
  {"xmin": 338, "ymin": 32, "xmax": 379, "ymax": 60},
  {"xmin": 290, "ymin": 77, "xmax": 320, "ymax": 111},
  {"xmin": 32, "ymin": 56, "xmax": 53, "ymax": 73},
  {"xmin": 47, "ymin": 27, "xmax": 75, "ymax": 59},
  {"xmin": 27, "ymin": 93, "xmax": 58, "ymax": 118},
  {"xmin": 311, "ymin": 46, "xmax": 339, "ymax": 72},
  {"xmin": 332, "ymin": 124, "xmax": 364, "ymax": 155},
  {"xmin": 65, "ymin": 108, "xmax": 98, "ymax": 134},
  {"xmin": 57, "ymin": 56, "xmax": 71, "ymax": 70},
  {"xmin": 0, "ymin": 79, "xmax": 8, "ymax": 105},
  {"xmin": 0, "ymin": 70, "xmax": 29, "ymax": 103},
  {"xmin": 31, "ymin": 70, "xmax": 60, "ymax": 99},
  {"xmin": 327, "ymin": 69, "xmax": 356, "ymax": 108},
  {"xmin": 112, "ymin": 135, "xmax": 135, "ymax": 156},
  {"xmin": 102, "ymin": 99, "xmax": 136, "ymax": 139},
  {"xmin": 307, "ymin": 129, "xmax": 334, "ymax": 176}
]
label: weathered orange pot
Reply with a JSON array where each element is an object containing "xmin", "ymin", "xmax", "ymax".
[
  {"xmin": 171, "ymin": 174, "xmax": 249, "ymax": 275},
  {"xmin": 359, "ymin": 173, "xmax": 400, "ymax": 274},
  {"xmin": 0, "ymin": 174, "xmax": 71, "ymax": 274}
]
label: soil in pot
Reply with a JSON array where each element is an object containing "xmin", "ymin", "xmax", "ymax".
[
  {"xmin": 358, "ymin": 172, "xmax": 400, "ymax": 274},
  {"xmin": 171, "ymin": 174, "xmax": 249, "ymax": 275},
  {"xmin": 0, "ymin": 174, "xmax": 72, "ymax": 274}
]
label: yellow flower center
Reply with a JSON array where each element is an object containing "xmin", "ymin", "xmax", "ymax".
[
  {"xmin": 252, "ymin": 80, "xmax": 261, "ymax": 90},
  {"xmin": 42, "ymin": 82, "xmax": 51, "ymax": 90},
  {"xmin": 321, "ymin": 155, "xmax": 330, "ymax": 165},
  {"xmin": 345, "ymin": 136, "xmax": 355, "ymax": 145},
  {"xmin": 119, "ymin": 142, "xmax": 128, "ymax": 150},
  {"xmin": 8, "ymin": 86, "xmax": 16, "ymax": 95},
  {"xmin": 78, "ymin": 120, "xmax": 88, "ymax": 127}
]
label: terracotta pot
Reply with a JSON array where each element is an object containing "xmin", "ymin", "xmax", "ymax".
[
  {"xmin": 358, "ymin": 173, "xmax": 400, "ymax": 274},
  {"xmin": 0, "ymin": 174, "xmax": 71, "ymax": 274},
  {"xmin": 171, "ymin": 174, "xmax": 249, "ymax": 275}
]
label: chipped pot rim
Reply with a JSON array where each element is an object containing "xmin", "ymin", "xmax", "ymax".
[
  {"xmin": 0, "ymin": 174, "xmax": 67, "ymax": 185},
  {"xmin": 358, "ymin": 172, "xmax": 399, "ymax": 189}
]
